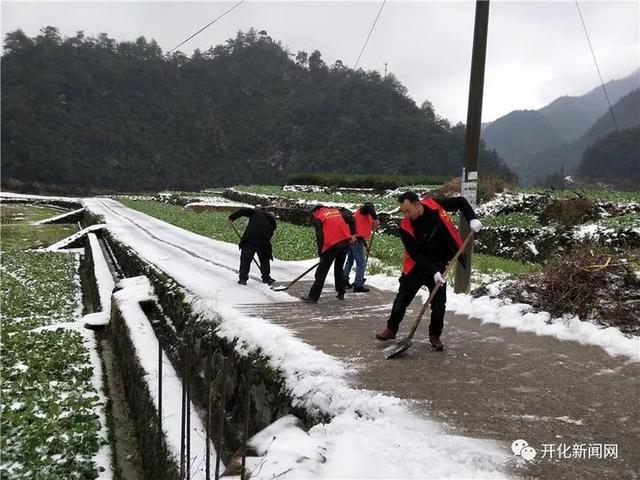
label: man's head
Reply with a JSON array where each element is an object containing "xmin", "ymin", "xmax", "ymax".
[
  {"xmin": 398, "ymin": 191, "xmax": 423, "ymax": 220},
  {"xmin": 360, "ymin": 202, "xmax": 377, "ymax": 218},
  {"xmin": 311, "ymin": 204, "xmax": 324, "ymax": 218}
]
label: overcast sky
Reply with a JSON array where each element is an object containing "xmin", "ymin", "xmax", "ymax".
[{"xmin": 2, "ymin": 0, "xmax": 638, "ymax": 123}]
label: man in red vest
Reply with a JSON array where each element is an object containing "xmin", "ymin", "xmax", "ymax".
[
  {"xmin": 375, "ymin": 191, "xmax": 482, "ymax": 350},
  {"xmin": 343, "ymin": 202, "xmax": 379, "ymax": 292},
  {"xmin": 302, "ymin": 205, "xmax": 356, "ymax": 303}
]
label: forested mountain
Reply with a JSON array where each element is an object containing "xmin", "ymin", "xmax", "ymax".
[
  {"xmin": 481, "ymin": 69, "xmax": 639, "ymax": 185},
  {"xmin": 577, "ymin": 126, "xmax": 640, "ymax": 187},
  {"xmin": 539, "ymin": 71, "xmax": 639, "ymax": 141},
  {"xmin": 524, "ymin": 88, "xmax": 640, "ymax": 185},
  {"xmin": 480, "ymin": 109, "xmax": 565, "ymax": 172},
  {"xmin": 1, "ymin": 27, "xmax": 514, "ymax": 193}
]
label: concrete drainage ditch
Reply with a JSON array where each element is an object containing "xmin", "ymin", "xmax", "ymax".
[{"xmin": 77, "ymin": 211, "xmax": 320, "ymax": 479}]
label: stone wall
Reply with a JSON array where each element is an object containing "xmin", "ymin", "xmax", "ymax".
[{"xmin": 79, "ymin": 208, "xmax": 323, "ymax": 471}]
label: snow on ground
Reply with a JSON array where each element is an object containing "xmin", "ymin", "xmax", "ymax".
[
  {"xmin": 113, "ymin": 276, "xmax": 221, "ymax": 479},
  {"xmin": 0, "ymin": 191, "xmax": 80, "ymax": 202},
  {"xmin": 84, "ymin": 198, "xmax": 509, "ymax": 478},
  {"xmin": 44, "ymin": 224, "xmax": 106, "ymax": 251},
  {"xmin": 83, "ymin": 233, "xmax": 115, "ymax": 327},
  {"xmin": 185, "ymin": 198, "xmax": 252, "ymax": 209},
  {"xmin": 475, "ymin": 192, "xmax": 541, "ymax": 217},
  {"xmin": 31, "ymin": 207, "xmax": 85, "ymax": 225},
  {"xmin": 366, "ymin": 275, "xmax": 640, "ymax": 362},
  {"xmin": 29, "ymin": 275, "xmax": 113, "ymax": 478},
  {"xmin": 82, "ymin": 196, "xmax": 639, "ymax": 478}
]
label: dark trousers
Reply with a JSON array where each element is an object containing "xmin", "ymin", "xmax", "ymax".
[
  {"xmin": 239, "ymin": 245, "xmax": 271, "ymax": 281},
  {"xmin": 387, "ymin": 270, "xmax": 447, "ymax": 336},
  {"xmin": 308, "ymin": 244, "xmax": 349, "ymax": 301}
]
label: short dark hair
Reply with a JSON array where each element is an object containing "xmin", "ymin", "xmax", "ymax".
[
  {"xmin": 359, "ymin": 202, "xmax": 377, "ymax": 219},
  {"xmin": 398, "ymin": 191, "xmax": 420, "ymax": 204}
]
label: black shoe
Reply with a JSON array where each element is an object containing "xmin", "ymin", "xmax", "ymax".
[
  {"xmin": 301, "ymin": 296, "xmax": 317, "ymax": 304},
  {"xmin": 336, "ymin": 292, "xmax": 345, "ymax": 300},
  {"xmin": 238, "ymin": 279, "xmax": 247, "ymax": 285},
  {"xmin": 375, "ymin": 328, "xmax": 397, "ymax": 341},
  {"xmin": 429, "ymin": 335, "xmax": 445, "ymax": 351},
  {"xmin": 353, "ymin": 285, "xmax": 370, "ymax": 293},
  {"xmin": 345, "ymin": 281, "xmax": 353, "ymax": 289},
  {"xmin": 262, "ymin": 277, "xmax": 276, "ymax": 285}
]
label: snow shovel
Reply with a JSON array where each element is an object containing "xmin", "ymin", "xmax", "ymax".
[
  {"xmin": 384, "ymin": 231, "xmax": 475, "ymax": 359},
  {"xmin": 229, "ymin": 222, "xmax": 262, "ymax": 270},
  {"xmin": 270, "ymin": 262, "xmax": 320, "ymax": 291},
  {"xmin": 365, "ymin": 231, "xmax": 375, "ymax": 265}
]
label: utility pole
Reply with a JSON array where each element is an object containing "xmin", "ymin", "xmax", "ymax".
[
  {"xmin": 384, "ymin": 62, "xmax": 388, "ymax": 78},
  {"xmin": 454, "ymin": 0, "xmax": 490, "ymax": 293}
]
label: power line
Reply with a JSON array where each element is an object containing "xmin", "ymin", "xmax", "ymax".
[
  {"xmin": 354, "ymin": 0, "xmax": 387, "ymax": 69},
  {"xmin": 574, "ymin": 0, "xmax": 619, "ymax": 132},
  {"xmin": 168, "ymin": 0, "xmax": 247, "ymax": 54}
]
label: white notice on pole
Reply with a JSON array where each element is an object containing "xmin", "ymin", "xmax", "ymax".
[{"xmin": 461, "ymin": 170, "xmax": 478, "ymax": 209}]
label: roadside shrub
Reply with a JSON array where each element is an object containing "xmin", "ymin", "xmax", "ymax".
[
  {"xmin": 501, "ymin": 245, "xmax": 640, "ymax": 334},
  {"xmin": 432, "ymin": 175, "xmax": 516, "ymax": 203},
  {"xmin": 540, "ymin": 197, "xmax": 597, "ymax": 228}
]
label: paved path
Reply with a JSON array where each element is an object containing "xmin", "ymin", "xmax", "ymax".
[
  {"xmin": 241, "ymin": 281, "xmax": 640, "ymax": 479},
  {"xmin": 86, "ymin": 199, "xmax": 639, "ymax": 479}
]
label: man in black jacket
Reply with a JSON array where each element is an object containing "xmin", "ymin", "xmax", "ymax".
[
  {"xmin": 375, "ymin": 191, "xmax": 482, "ymax": 350},
  {"xmin": 228, "ymin": 207, "xmax": 277, "ymax": 285}
]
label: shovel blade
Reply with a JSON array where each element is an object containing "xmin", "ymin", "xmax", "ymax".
[
  {"xmin": 270, "ymin": 285, "xmax": 288, "ymax": 292},
  {"xmin": 384, "ymin": 338, "xmax": 413, "ymax": 359}
]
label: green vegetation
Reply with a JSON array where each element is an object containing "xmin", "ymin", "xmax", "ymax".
[
  {"xmin": 1, "ymin": 204, "xmax": 77, "ymax": 250},
  {"xmin": 1, "ymin": 223, "xmax": 77, "ymax": 250},
  {"xmin": 119, "ymin": 199, "xmax": 318, "ymax": 260},
  {"xmin": 473, "ymin": 254, "xmax": 539, "ymax": 276},
  {"xmin": 1, "ymin": 203, "xmax": 104, "ymax": 479},
  {"xmin": 482, "ymin": 212, "xmax": 541, "ymax": 229},
  {"xmin": 594, "ymin": 213, "xmax": 640, "ymax": 230},
  {"xmin": 1, "ymin": 204, "xmax": 63, "ymax": 224},
  {"xmin": 234, "ymin": 185, "xmax": 401, "ymax": 211},
  {"xmin": 522, "ymin": 187, "xmax": 640, "ymax": 204},
  {"xmin": 2, "ymin": 27, "xmax": 514, "ymax": 193},
  {"xmin": 1, "ymin": 249, "xmax": 79, "ymax": 332},
  {"xmin": 121, "ymin": 198, "xmax": 538, "ymax": 283},
  {"xmin": 578, "ymin": 125, "xmax": 640, "ymax": 188},
  {"xmin": 286, "ymin": 172, "xmax": 447, "ymax": 189},
  {"xmin": 1, "ymin": 329, "xmax": 103, "ymax": 479}
]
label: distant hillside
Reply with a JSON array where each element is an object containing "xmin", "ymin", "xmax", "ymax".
[
  {"xmin": 524, "ymin": 88, "xmax": 640, "ymax": 185},
  {"xmin": 481, "ymin": 110, "xmax": 565, "ymax": 170},
  {"xmin": 1, "ymin": 27, "xmax": 514, "ymax": 194},
  {"xmin": 539, "ymin": 71, "xmax": 640, "ymax": 141},
  {"xmin": 577, "ymin": 126, "xmax": 640, "ymax": 187},
  {"xmin": 481, "ymin": 70, "xmax": 639, "ymax": 184}
]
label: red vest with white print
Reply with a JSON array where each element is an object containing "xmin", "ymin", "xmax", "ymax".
[
  {"xmin": 354, "ymin": 210, "xmax": 374, "ymax": 241},
  {"xmin": 315, "ymin": 207, "xmax": 352, "ymax": 253}
]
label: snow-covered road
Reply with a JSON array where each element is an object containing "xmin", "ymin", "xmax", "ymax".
[
  {"xmin": 83, "ymin": 198, "xmax": 639, "ymax": 479},
  {"xmin": 85, "ymin": 198, "xmax": 512, "ymax": 478}
]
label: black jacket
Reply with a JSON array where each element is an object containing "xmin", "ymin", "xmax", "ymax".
[
  {"xmin": 400, "ymin": 196, "xmax": 477, "ymax": 277},
  {"xmin": 229, "ymin": 208, "xmax": 276, "ymax": 254}
]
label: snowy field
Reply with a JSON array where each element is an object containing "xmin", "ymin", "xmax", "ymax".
[
  {"xmin": 84, "ymin": 196, "xmax": 638, "ymax": 478},
  {"xmin": 2, "ymin": 190, "xmax": 638, "ymax": 479},
  {"xmin": 1, "ymin": 203, "xmax": 111, "ymax": 479}
]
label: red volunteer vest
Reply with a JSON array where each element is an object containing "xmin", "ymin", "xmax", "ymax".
[
  {"xmin": 315, "ymin": 207, "xmax": 352, "ymax": 253},
  {"xmin": 354, "ymin": 210, "xmax": 374, "ymax": 241},
  {"xmin": 400, "ymin": 198, "xmax": 463, "ymax": 275}
]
